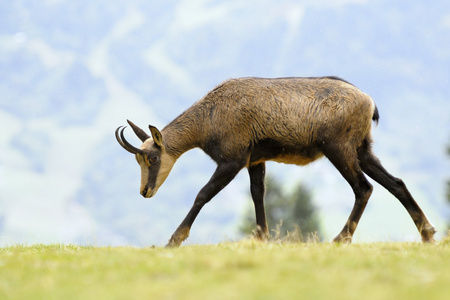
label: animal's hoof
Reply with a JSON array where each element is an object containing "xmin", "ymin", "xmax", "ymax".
[
  {"xmin": 332, "ymin": 234, "xmax": 352, "ymax": 244},
  {"xmin": 253, "ymin": 226, "xmax": 270, "ymax": 241},
  {"xmin": 165, "ymin": 226, "xmax": 190, "ymax": 248},
  {"xmin": 421, "ymin": 225, "xmax": 437, "ymax": 244},
  {"xmin": 165, "ymin": 241, "xmax": 180, "ymax": 248}
]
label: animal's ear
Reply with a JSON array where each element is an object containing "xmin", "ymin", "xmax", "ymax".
[{"xmin": 149, "ymin": 125, "xmax": 163, "ymax": 147}]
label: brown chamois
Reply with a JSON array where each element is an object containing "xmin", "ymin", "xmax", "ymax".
[{"xmin": 116, "ymin": 77, "xmax": 436, "ymax": 247}]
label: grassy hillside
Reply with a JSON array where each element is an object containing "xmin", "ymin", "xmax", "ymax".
[{"xmin": 1, "ymin": 239, "xmax": 449, "ymax": 300}]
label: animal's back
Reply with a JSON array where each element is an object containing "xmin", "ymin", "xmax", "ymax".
[
  {"xmin": 209, "ymin": 77, "xmax": 373, "ymax": 134},
  {"xmin": 188, "ymin": 77, "xmax": 376, "ymax": 164}
]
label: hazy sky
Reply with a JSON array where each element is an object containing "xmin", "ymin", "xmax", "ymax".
[{"xmin": 1, "ymin": 0, "xmax": 449, "ymax": 246}]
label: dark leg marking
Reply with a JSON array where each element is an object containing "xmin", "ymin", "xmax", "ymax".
[
  {"xmin": 322, "ymin": 142, "xmax": 373, "ymax": 243},
  {"xmin": 248, "ymin": 163, "xmax": 269, "ymax": 240},
  {"xmin": 358, "ymin": 143, "xmax": 436, "ymax": 243},
  {"xmin": 166, "ymin": 161, "xmax": 244, "ymax": 247}
]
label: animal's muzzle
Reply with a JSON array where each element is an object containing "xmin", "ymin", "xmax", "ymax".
[
  {"xmin": 141, "ymin": 187, "xmax": 148, "ymax": 197},
  {"xmin": 141, "ymin": 187, "xmax": 156, "ymax": 198}
]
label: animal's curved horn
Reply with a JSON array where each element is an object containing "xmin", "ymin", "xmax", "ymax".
[
  {"xmin": 127, "ymin": 120, "xmax": 150, "ymax": 142},
  {"xmin": 115, "ymin": 126, "xmax": 143, "ymax": 154}
]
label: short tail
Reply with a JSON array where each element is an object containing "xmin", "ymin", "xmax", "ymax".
[{"xmin": 372, "ymin": 105, "xmax": 379, "ymax": 125}]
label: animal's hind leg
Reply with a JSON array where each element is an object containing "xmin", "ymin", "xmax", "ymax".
[
  {"xmin": 322, "ymin": 143, "xmax": 373, "ymax": 244},
  {"xmin": 248, "ymin": 163, "xmax": 269, "ymax": 240},
  {"xmin": 358, "ymin": 144, "xmax": 436, "ymax": 243}
]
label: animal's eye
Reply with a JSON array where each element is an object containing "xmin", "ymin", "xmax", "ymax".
[{"xmin": 149, "ymin": 156, "xmax": 158, "ymax": 163}]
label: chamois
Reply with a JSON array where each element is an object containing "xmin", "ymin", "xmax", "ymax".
[{"xmin": 116, "ymin": 77, "xmax": 436, "ymax": 247}]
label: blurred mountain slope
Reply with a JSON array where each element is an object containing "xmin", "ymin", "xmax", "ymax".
[{"xmin": 0, "ymin": 0, "xmax": 449, "ymax": 246}]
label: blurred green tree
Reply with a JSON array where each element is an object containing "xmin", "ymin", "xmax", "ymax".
[
  {"xmin": 240, "ymin": 176, "xmax": 322, "ymax": 241},
  {"xmin": 447, "ymin": 144, "xmax": 450, "ymax": 231}
]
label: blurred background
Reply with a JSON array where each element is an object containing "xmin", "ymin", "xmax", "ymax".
[{"xmin": 1, "ymin": 0, "xmax": 449, "ymax": 246}]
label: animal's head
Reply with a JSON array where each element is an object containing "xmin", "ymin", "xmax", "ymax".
[{"xmin": 115, "ymin": 120, "xmax": 176, "ymax": 198}]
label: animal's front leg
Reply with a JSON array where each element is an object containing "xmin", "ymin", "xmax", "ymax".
[
  {"xmin": 248, "ymin": 163, "xmax": 269, "ymax": 240},
  {"xmin": 166, "ymin": 161, "xmax": 244, "ymax": 247}
]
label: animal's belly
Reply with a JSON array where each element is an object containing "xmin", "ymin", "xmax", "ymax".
[
  {"xmin": 248, "ymin": 139, "xmax": 323, "ymax": 167},
  {"xmin": 270, "ymin": 153, "xmax": 323, "ymax": 166}
]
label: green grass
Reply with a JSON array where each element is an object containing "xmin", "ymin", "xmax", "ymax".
[{"xmin": 1, "ymin": 239, "xmax": 450, "ymax": 300}]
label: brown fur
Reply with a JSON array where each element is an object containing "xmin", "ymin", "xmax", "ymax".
[
  {"xmin": 116, "ymin": 76, "xmax": 436, "ymax": 247},
  {"xmin": 163, "ymin": 77, "xmax": 374, "ymax": 164}
]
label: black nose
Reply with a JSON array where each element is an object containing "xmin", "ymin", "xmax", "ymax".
[{"xmin": 141, "ymin": 187, "xmax": 148, "ymax": 196}]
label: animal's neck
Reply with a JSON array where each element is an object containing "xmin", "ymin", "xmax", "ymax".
[{"xmin": 161, "ymin": 109, "xmax": 204, "ymax": 159}]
